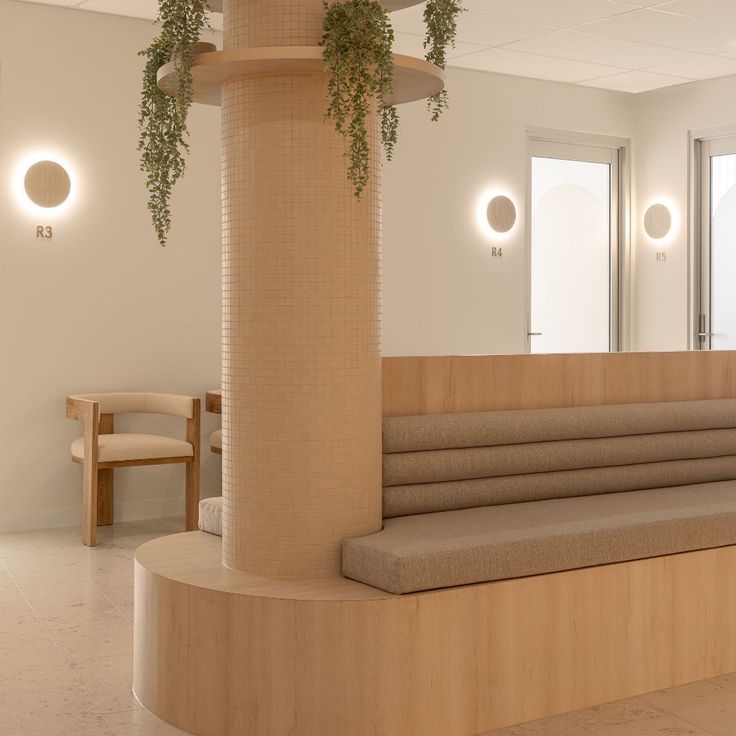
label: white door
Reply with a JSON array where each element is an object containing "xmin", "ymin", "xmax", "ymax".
[
  {"xmin": 698, "ymin": 136, "xmax": 736, "ymax": 350},
  {"xmin": 528, "ymin": 140, "xmax": 620, "ymax": 353}
]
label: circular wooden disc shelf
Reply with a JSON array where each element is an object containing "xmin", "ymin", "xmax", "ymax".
[
  {"xmin": 157, "ymin": 47, "xmax": 444, "ymax": 107},
  {"xmin": 206, "ymin": 0, "xmax": 423, "ymax": 11}
]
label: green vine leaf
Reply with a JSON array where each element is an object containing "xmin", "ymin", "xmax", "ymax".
[
  {"xmin": 423, "ymin": 0, "xmax": 464, "ymax": 121},
  {"xmin": 138, "ymin": 0, "xmax": 209, "ymax": 246},
  {"xmin": 321, "ymin": 0, "xmax": 397, "ymax": 198}
]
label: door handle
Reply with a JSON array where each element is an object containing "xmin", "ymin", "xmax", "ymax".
[
  {"xmin": 698, "ymin": 332, "xmax": 715, "ymax": 337},
  {"xmin": 528, "ymin": 332, "xmax": 543, "ymax": 337}
]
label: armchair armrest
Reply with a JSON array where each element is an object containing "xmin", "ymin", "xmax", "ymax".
[
  {"xmin": 66, "ymin": 396, "xmax": 101, "ymax": 464},
  {"xmin": 66, "ymin": 396, "xmax": 99, "ymax": 422},
  {"xmin": 66, "ymin": 396, "xmax": 101, "ymax": 547}
]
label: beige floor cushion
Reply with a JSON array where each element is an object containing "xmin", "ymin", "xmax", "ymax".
[
  {"xmin": 210, "ymin": 429, "xmax": 222, "ymax": 451},
  {"xmin": 199, "ymin": 496, "xmax": 222, "ymax": 536},
  {"xmin": 344, "ymin": 480, "xmax": 736, "ymax": 595},
  {"xmin": 71, "ymin": 434, "xmax": 193, "ymax": 463}
]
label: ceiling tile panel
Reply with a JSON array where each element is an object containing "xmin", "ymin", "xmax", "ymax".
[
  {"xmin": 463, "ymin": 0, "xmax": 639, "ymax": 28},
  {"xmin": 581, "ymin": 69, "xmax": 690, "ymax": 92},
  {"xmin": 645, "ymin": 52, "xmax": 736, "ymax": 79},
  {"xmin": 505, "ymin": 29, "xmax": 686, "ymax": 68},
  {"xmin": 656, "ymin": 0, "xmax": 736, "ymax": 24},
  {"xmin": 581, "ymin": 8, "xmax": 736, "ymax": 54},
  {"xmin": 392, "ymin": 32, "xmax": 486, "ymax": 60},
  {"xmin": 452, "ymin": 47, "xmax": 626, "ymax": 82},
  {"xmin": 454, "ymin": 12, "xmax": 554, "ymax": 46},
  {"xmin": 392, "ymin": 5, "xmax": 554, "ymax": 45}
]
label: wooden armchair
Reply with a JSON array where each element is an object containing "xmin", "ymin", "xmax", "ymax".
[{"xmin": 66, "ymin": 392, "xmax": 201, "ymax": 546}]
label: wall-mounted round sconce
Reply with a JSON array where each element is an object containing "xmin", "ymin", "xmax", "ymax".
[
  {"xmin": 24, "ymin": 160, "xmax": 71, "ymax": 209},
  {"xmin": 644, "ymin": 203, "xmax": 672, "ymax": 240},
  {"xmin": 487, "ymin": 195, "xmax": 517, "ymax": 234}
]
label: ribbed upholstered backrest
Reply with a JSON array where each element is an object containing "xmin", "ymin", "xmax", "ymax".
[{"xmin": 382, "ymin": 400, "xmax": 736, "ymax": 518}]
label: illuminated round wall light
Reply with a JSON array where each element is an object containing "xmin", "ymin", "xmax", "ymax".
[
  {"xmin": 487, "ymin": 195, "xmax": 517, "ymax": 234},
  {"xmin": 24, "ymin": 160, "xmax": 71, "ymax": 208},
  {"xmin": 476, "ymin": 189, "xmax": 518, "ymax": 241},
  {"xmin": 644, "ymin": 203, "xmax": 673, "ymax": 241}
]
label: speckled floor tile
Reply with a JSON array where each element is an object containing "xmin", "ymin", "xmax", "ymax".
[
  {"xmin": 84, "ymin": 681, "xmax": 143, "ymax": 715},
  {"xmin": 102, "ymin": 708, "xmax": 190, "ymax": 735},
  {"xmin": 1, "ymin": 520, "xmax": 735, "ymax": 736},
  {"xmin": 0, "ymin": 685, "xmax": 94, "ymax": 718},
  {"xmin": 69, "ymin": 652, "xmax": 133, "ymax": 689},
  {"xmin": 3, "ymin": 711, "xmax": 116, "ymax": 736},
  {"xmin": 641, "ymin": 680, "xmax": 736, "ymax": 735},
  {"xmin": 563, "ymin": 696, "xmax": 714, "ymax": 735},
  {"xmin": 48, "ymin": 614, "xmax": 132, "ymax": 660},
  {"xmin": 480, "ymin": 712, "xmax": 595, "ymax": 735}
]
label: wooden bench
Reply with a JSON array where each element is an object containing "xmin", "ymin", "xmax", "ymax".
[{"xmin": 134, "ymin": 352, "xmax": 736, "ymax": 736}]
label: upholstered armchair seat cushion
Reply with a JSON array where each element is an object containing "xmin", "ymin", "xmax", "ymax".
[
  {"xmin": 210, "ymin": 430, "xmax": 222, "ymax": 451},
  {"xmin": 71, "ymin": 434, "xmax": 193, "ymax": 463}
]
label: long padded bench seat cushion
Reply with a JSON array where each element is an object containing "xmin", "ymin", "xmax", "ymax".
[
  {"xmin": 383, "ymin": 399, "xmax": 736, "ymax": 453},
  {"xmin": 343, "ymin": 480, "xmax": 736, "ymax": 595},
  {"xmin": 71, "ymin": 434, "xmax": 193, "ymax": 463}
]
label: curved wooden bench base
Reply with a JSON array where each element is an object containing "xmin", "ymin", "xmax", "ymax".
[{"xmin": 134, "ymin": 533, "xmax": 736, "ymax": 736}]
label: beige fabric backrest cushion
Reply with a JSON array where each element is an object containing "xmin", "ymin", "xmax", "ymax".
[
  {"xmin": 72, "ymin": 393, "xmax": 195, "ymax": 418},
  {"xmin": 384, "ymin": 456, "xmax": 736, "ymax": 518},
  {"xmin": 383, "ymin": 429, "xmax": 736, "ymax": 486},
  {"xmin": 382, "ymin": 399, "xmax": 736, "ymax": 518},
  {"xmin": 383, "ymin": 399, "xmax": 736, "ymax": 453}
]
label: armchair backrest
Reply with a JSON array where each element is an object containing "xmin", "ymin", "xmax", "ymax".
[{"xmin": 69, "ymin": 393, "xmax": 197, "ymax": 419}]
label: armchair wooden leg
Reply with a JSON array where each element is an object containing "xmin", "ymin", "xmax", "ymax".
[
  {"xmin": 97, "ymin": 469, "xmax": 114, "ymax": 526},
  {"xmin": 82, "ymin": 460, "xmax": 98, "ymax": 547},
  {"xmin": 185, "ymin": 461, "xmax": 200, "ymax": 531}
]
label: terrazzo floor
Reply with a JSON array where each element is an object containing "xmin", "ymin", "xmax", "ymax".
[{"xmin": 0, "ymin": 519, "xmax": 735, "ymax": 736}]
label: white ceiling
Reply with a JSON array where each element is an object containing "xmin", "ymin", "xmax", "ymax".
[{"xmin": 15, "ymin": 0, "xmax": 736, "ymax": 93}]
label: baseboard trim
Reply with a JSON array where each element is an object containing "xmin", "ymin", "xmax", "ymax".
[{"xmin": 0, "ymin": 497, "xmax": 185, "ymax": 533}]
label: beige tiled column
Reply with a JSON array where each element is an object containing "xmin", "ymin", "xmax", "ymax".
[{"xmin": 221, "ymin": 0, "xmax": 383, "ymax": 577}]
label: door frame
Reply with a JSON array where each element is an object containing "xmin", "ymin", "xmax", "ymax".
[
  {"xmin": 689, "ymin": 124, "xmax": 736, "ymax": 350},
  {"xmin": 525, "ymin": 127, "xmax": 631, "ymax": 353}
]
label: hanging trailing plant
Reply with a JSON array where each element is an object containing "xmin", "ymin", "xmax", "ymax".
[
  {"xmin": 423, "ymin": 0, "xmax": 464, "ymax": 121},
  {"xmin": 321, "ymin": 0, "xmax": 398, "ymax": 198},
  {"xmin": 138, "ymin": 0, "xmax": 209, "ymax": 246}
]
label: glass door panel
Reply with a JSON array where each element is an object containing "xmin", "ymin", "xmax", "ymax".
[
  {"xmin": 708, "ymin": 151, "xmax": 736, "ymax": 349},
  {"xmin": 529, "ymin": 142, "xmax": 617, "ymax": 354}
]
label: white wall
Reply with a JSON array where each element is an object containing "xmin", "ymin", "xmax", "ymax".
[
  {"xmin": 632, "ymin": 76, "xmax": 736, "ymax": 351},
  {"xmin": 0, "ymin": 0, "xmax": 222, "ymax": 531},
  {"xmin": 2, "ymin": 0, "xmax": 728, "ymax": 531},
  {"xmin": 382, "ymin": 67, "xmax": 635, "ymax": 356}
]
